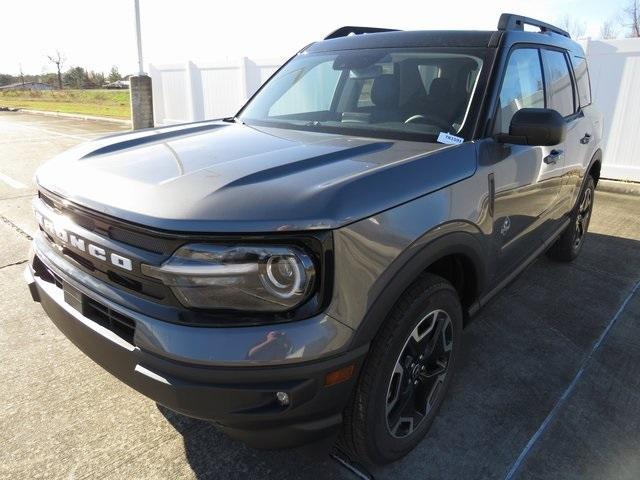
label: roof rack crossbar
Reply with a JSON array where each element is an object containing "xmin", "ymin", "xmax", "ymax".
[
  {"xmin": 324, "ymin": 26, "xmax": 399, "ymax": 40},
  {"xmin": 497, "ymin": 13, "xmax": 570, "ymax": 38}
]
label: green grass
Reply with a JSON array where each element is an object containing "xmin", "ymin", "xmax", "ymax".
[{"xmin": 0, "ymin": 89, "xmax": 131, "ymax": 119}]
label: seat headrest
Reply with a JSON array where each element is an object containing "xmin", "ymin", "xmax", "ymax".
[
  {"xmin": 371, "ymin": 75, "xmax": 399, "ymax": 109},
  {"xmin": 429, "ymin": 77, "xmax": 452, "ymax": 97}
]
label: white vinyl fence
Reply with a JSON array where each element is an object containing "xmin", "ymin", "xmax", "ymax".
[
  {"xmin": 581, "ymin": 38, "xmax": 640, "ymax": 181},
  {"xmin": 149, "ymin": 58, "xmax": 283, "ymax": 125},
  {"xmin": 150, "ymin": 38, "xmax": 640, "ymax": 181}
]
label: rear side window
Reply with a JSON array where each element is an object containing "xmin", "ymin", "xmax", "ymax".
[
  {"xmin": 572, "ymin": 56, "xmax": 592, "ymax": 107},
  {"xmin": 542, "ymin": 49, "xmax": 575, "ymax": 117},
  {"xmin": 357, "ymin": 79, "xmax": 375, "ymax": 107},
  {"xmin": 417, "ymin": 64, "xmax": 441, "ymax": 92},
  {"xmin": 495, "ymin": 48, "xmax": 545, "ymax": 134}
]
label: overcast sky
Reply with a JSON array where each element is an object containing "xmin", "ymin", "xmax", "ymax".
[{"xmin": 0, "ymin": 0, "xmax": 630, "ymax": 76}]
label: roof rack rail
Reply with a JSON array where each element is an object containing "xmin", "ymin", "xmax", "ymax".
[
  {"xmin": 324, "ymin": 26, "xmax": 399, "ymax": 40},
  {"xmin": 497, "ymin": 13, "xmax": 570, "ymax": 38}
]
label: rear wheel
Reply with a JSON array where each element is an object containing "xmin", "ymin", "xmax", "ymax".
[
  {"xmin": 547, "ymin": 175, "xmax": 595, "ymax": 262},
  {"xmin": 340, "ymin": 273, "xmax": 462, "ymax": 465}
]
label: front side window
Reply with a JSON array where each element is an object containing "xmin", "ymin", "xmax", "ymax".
[
  {"xmin": 239, "ymin": 48, "xmax": 485, "ymax": 142},
  {"xmin": 495, "ymin": 48, "xmax": 545, "ymax": 134},
  {"xmin": 542, "ymin": 49, "xmax": 575, "ymax": 117}
]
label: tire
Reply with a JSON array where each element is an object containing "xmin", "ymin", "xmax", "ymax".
[
  {"xmin": 547, "ymin": 175, "xmax": 595, "ymax": 262},
  {"xmin": 339, "ymin": 273, "xmax": 463, "ymax": 466}
]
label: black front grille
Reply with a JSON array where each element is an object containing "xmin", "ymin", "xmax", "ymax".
[
  {"xmin": 38, "ymin": 190, "xmax": 180, "ymax": 255},
  {"xmin": 34, "ymin": 256, "xmax": 136, "ymax": 344},
  {"xmin": 109, "ymin": 227, "xmax": 172, "ymax": 255},
  {"xmin": 38, "ymin": 189, "xmax": 177, "ymax": 303}
]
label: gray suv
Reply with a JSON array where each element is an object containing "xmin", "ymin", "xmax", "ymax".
[{"xmin": 26, "ymin": 13, "xmax": 603, "ymax": 465}]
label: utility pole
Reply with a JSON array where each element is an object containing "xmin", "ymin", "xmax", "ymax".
[
  {"xmin": 129, "ymin": 0, "xmax": 154, "ymax": 129},
  {"xmin": 134, "ymin": 0, "xmax": 145, "ymax": 75}
]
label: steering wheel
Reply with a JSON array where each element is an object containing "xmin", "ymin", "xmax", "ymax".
[{"xmin": 404, "ymin": 114, "xmax": 451, "ymax": 130}]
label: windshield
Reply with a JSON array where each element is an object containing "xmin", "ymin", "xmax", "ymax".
[{"xmin": 239, "ymin": 47, "xmax": 484, "ymax": 142}]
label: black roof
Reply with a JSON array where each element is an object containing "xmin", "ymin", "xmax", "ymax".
[
  {"xmin": 307, "ymin": 30, "xmax": 497, "ymax": 53},
  {"xmin": 306, "ymin": 14, "xmax": 583, "ymax": 55}
]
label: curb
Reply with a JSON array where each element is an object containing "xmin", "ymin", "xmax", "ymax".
[
  {"xmin": 598, "ymin": 179, "xmax": 640, "ymax": 196},
  {"xmin": 15, "ymin": 108, "xmax": 131, "ymax": 126}
]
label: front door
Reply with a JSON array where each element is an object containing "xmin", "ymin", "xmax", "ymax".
[{"xmin": 488, "ymin": 47, "xmax": 566, "ymax": 277}]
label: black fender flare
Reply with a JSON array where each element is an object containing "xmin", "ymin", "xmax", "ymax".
[
  {"xmin": 572, "ymin": 148, "xmax": 602, "ymax": 210},
  {"xmin": 585, "ymin": 148, "xmax": 603, "ymax": 185},
  {"xmin": 589, "ymin": 148, "xmax": 603, "ymax": 172},
  {"xmin": 349, "ymin": 224, "xmax": 489, "ymax": 348}
]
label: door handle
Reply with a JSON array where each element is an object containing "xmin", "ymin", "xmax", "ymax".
[
  {"xmin": 580, "ymin": 133, "xmax": 592, "ymax": 144},
  {"xmin": 544, "ymin": 149, "xmax": 563, "ymax": 165}
]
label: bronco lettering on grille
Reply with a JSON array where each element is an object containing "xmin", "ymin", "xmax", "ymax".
[{"xmin": 35, "ymin": 210, "xmax": 133, "ymax": 272}]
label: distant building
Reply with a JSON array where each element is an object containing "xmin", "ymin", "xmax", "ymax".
[
  {"xmin": 103, "ymin": 80, "xmax": 130, "ymax": 89},
  {"xmin": 0, "ymin": 82, "xmax": 54, "ymax": 91}
]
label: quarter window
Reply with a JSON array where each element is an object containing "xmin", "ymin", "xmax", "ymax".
[
  {"xmin": 495, "ymin": 48, "xmax": 545, "ymax": 134},
  {"xmin": 542, "ymin": 49, "xmax": 575, "ymax": 117},
  {"xmin": 572, "ymin": 56, "xmax": 591, "ymax": 107}
]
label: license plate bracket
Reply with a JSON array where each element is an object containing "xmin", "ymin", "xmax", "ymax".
[{"xmin": 63, "ymin": 281, "xmax": 85, "ymax": 314}]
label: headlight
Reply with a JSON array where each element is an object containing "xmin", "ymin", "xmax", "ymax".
[{"xmin": 141, "ymin": 244, "xmax": 316, "ymax": 312}]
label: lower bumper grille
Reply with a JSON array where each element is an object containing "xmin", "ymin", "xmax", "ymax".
[
  {"xmin": 83, "ymin": 297, "xmax": 136, "ymax": 344},
  {"xmin": 33, "ymin": 255, "xmax": 136, "ymax": 344}
]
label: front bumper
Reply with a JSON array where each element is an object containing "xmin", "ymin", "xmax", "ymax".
[{"xmin": 26, "ymin": 237, "xmax": 367, "ymax": 449}]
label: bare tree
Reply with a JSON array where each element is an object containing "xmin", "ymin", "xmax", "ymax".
[
  {"xmin": 623, "ymin": 0, "xmax": 640, "ymax": 37},
  {"xmin": 600, "ymin": 18, "xmax": 620, "ymax": 39},
  {"xmin": 558, "ymin": 14, "xmax": 587, "ymax": 39},
  {"xmin": 47, "ymin": 50, "xmax": 65, "ymax": 90}
]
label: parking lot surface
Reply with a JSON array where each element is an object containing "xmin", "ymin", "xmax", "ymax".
[{"xmin": 1, "ymin": 112, "xmax": 640, "ymax": 480}]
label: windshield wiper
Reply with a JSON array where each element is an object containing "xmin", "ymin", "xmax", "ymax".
[{"xmin": 222, "ymin": 116, "xmax": 245, "ymax": 125}]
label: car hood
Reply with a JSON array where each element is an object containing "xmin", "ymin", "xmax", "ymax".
[{"xmin": 36, "ymin": 121, "xmax": 477, "ymax": 232}]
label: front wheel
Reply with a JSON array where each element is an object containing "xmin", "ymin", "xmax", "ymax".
[
  {"xmin": 339, "ymin": 273, "xmax": 462, "ymax": 465},
  {"xmin": 547, "ymin": 175, "xmax": 595, "ymax": 262}
]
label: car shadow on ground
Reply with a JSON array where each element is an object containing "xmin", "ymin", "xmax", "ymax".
[
  {"xmin": 156, "ymin": 404, "xmax": 348, "ymax": 480},
  {"xmin": 159, "ymin": 231, "xmax": 640, "ymax": 480}
]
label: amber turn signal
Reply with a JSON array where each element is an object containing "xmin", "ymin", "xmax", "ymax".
[{"xmin": 324, "ymin": 364, "xmax": 355, "ymax": 386}]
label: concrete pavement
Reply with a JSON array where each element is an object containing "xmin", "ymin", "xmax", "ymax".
[{"xmin": 1, "ymin": 111, "xmax": 640, "ymax": 479}]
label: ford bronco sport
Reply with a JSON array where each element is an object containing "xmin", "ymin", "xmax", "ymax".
[{"xmin": 26, "ymin": 13, "xmax": 603, "ymax": 465}]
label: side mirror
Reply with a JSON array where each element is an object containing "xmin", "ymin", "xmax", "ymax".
[{"xmin": 495, "ymin": 108, "xmax": 566, "ymax": 146}]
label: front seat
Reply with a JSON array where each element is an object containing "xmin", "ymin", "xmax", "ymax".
[
  {"xmin": 370, "ymin": 75, "xmax": 401, "ymax": 123},
  {"xmin": 426, "ymin": 77, "xmax": 453, "ymax": 116},
  {"xmin": 424, "ymin": 77, "xmax": 466, "ymax": 124}
]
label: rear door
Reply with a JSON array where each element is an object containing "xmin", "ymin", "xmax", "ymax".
[
  {"xmin": 489, "ymin": 47, "xmax": 566, "ymax": 277},
  {"xmin": 541, "ymin": 50, "xmax": 596, "ymax": 213}
]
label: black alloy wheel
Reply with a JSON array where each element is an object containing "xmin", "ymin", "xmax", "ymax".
[{"xmin": 385, "ymin": 309, "xmax": 453, "ymax": 438}]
